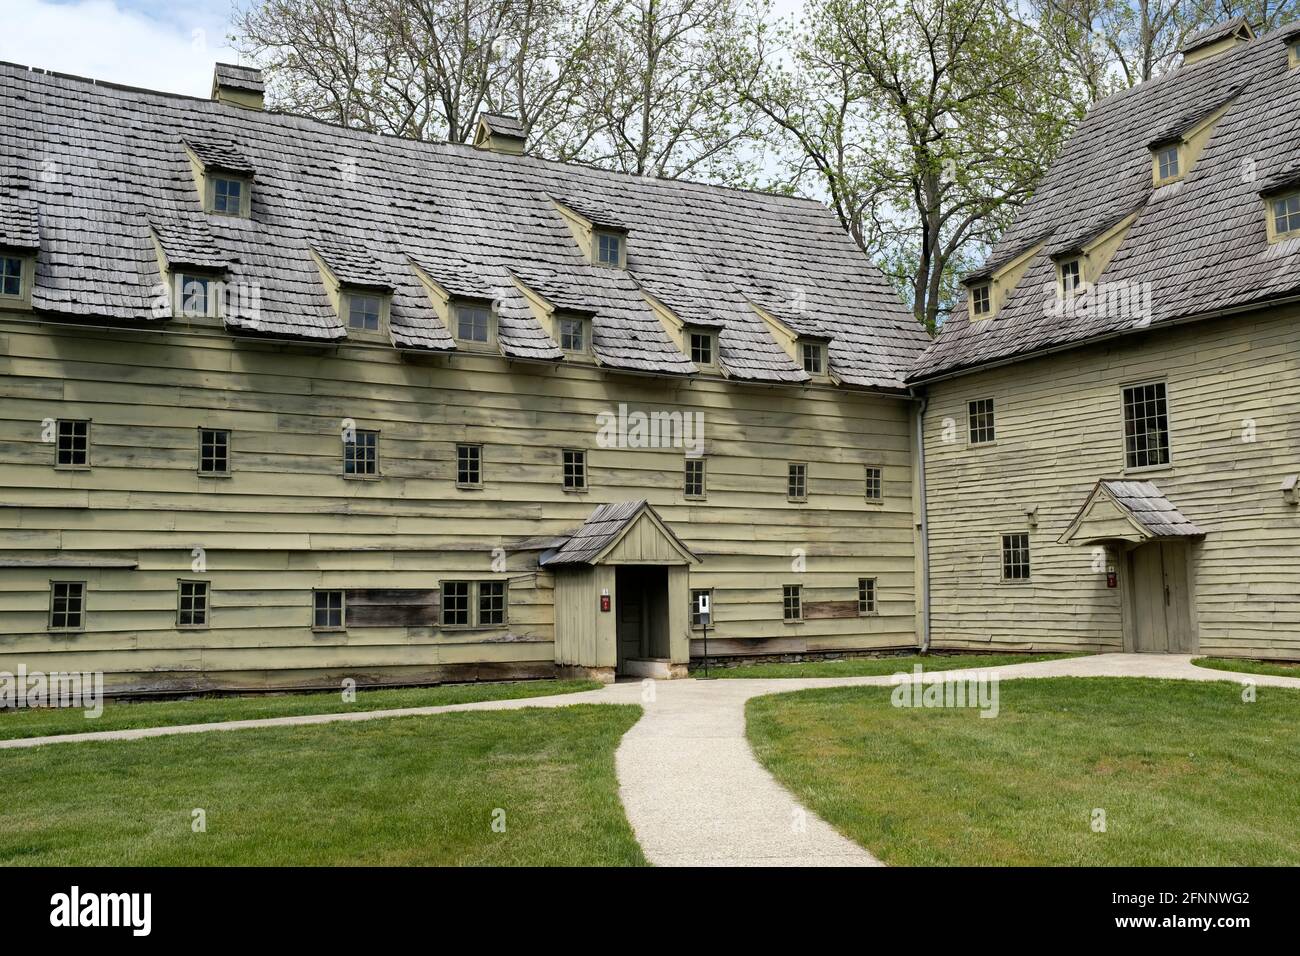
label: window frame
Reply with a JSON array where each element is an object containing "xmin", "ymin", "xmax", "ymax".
[
  {"xmin": 174, "ymin": 272, "xmax": 222, "ymax": 319},
  {"xmin": 176, "ymin": 579, "xmax": 210, "ymax": 629},
  {"xmin": 54, "ymin": 418, "xmax": 91, "ymax": 470},
  {"xmin": 456, "ymin": 443, "xmax": 483, "ymax": 489},
  {"xmin": 0, "ymin": 253, "xmax": 31, "ymax": 304},
  {"xmin": 967, "ymin": 398, "xmax": 996, "ymax": 446},
  {"xmin": 440, "ymin": 579, "xmax": 509, "ymax": 629},
  {"xmin": 786, "ymin": 461, "xmax": 808, "ymax": 502},
  {"xmin": 857, "ymin": 577, "xmax": 877, "ymax": 615},
  {"xmin": 198, "ymin": 427, "xmax": 231, "ymax": 477},
  {"xmin": 1058, "ymin": 257, "xmax": 1083, "ymax": 298},
  {"xmin": 800, "ymin": 341, "xmax": 825, "ymax": 375},
  {"xmin": 345, "ymin": 291, "xmax": 385, "ymax": 335},
  {"xmin": 312, "ymin": 589, "xmax": 346, "ymax": 631},
  {"xmin": 454, "ymin": 303, "xmax": 495, "ymax": 349},
  {"xmin": 1000, "ymin": 533, "xmax": 1032, "ymax": 582},
  {"xmin": 1267, "ymin": 191, "xmax": 1300, "ymax": 241},
  {"xmin": 557, "ymin": 315, "xmax": 589, "ymax": 354},
  {"xmin": 595, "ymin": 231, "xmax": 623, "ymax": 268},
  {"xmin": 1121, "ymin": 380, "xmax": 1172, "ymax": 471},
  {"xmin": 684, "ymin": 455, "xmax": 706, "ymax": 500},
  {"xmin": 205, "ymin": 173, "xmax": 251, "ymax": 217},
  {"xmin": 689, "ymin": 330, "xmax": 716, "ymax": 368},
  {"xmin": 1153, "ymin": 143, "xmax": 1182, "ymax": 185},
  {"xmin": 782, "ymin": 584, "xmax": 803, "ymax": 623},
  {"xmin": 690, "ymin": 588, "xmax": 714, "ymax": 628},
  {"xmin": 864, "ymin": 464, "xmax": 883, "ymax": 503},
  {"xmin": 561, "ymin": 448, "xmax": 588, "ymax": 492},
  {"xmin": 969, "ymin": 282, "xmax": 991, "ymax": 318},
  {"xmin": 48, "ymin": 580, "xmax": 87, "ymax": 632},
  {"xmin": 343, "ymin": 428, "xmax": 380, "ymax": 479}
]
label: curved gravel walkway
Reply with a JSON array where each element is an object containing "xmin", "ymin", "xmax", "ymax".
[{"xmin": 5, "ymin": 653, "xmax": 1299, "ymax": 866}]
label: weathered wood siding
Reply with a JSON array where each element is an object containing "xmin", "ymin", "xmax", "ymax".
[
  {"xmin": 921, "ymin": 304, "xmax": 1300, "ymax": 659},
  {"xmin": 0, "ymin": 313, "xmax": 918, "ymax": 689}
]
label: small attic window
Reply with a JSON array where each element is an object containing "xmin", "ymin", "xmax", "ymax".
[
  {"xmin": 1154, "ymin": 144, "xmax": 1182, "ymax": 185},
  {"xmin": 175, "ymin": 273, "xmax": 221, "ymax": 318},
  {"xmin": 346, "ymin": 292, "xmax": 385, "ymax": 333},
  {"xmin": 596, "ymin": 232, "xmax": 623, "ymax": 267},
  {"xmin": 689, "ymin": 331, "xmax": 716, "ymax": 367},
  {"xmin": 1267, "ymin": 192, "xmax": 1300, "ymax": 242},
  {"xmin": 212, "ymin": 177, "xmax": 244, "ymax": 215},
  {"xmin": 455, "ymin": 303, "xmax": 495, "ymax": 349},
  {"xmin": 558, "ymin": 315, "xmax": 590, "ymax": 353},
  {"xmin": 970, "ymin": 283, "xmax": 991, "ymax": 318},
  {"xmin": 801, "ymin": 341, "xmax": 825, "ymax": 375},
  {"xmin": 1, "ymin": 255, "xmax": 26, "ymax": 298},
  {"xmin": 1289, "ymin": 37, "xmax": 1300, "ymax": 68},
  {"xmin": 1058, "ymin": 258, "xmax": 1082, "ymax": 297}
]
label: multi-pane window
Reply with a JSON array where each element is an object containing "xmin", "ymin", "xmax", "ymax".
[
  {"xmin": 782, "ymin": 584, "xmax": 802, "ymax": 621},
  {"xmin": 177, "ymin": 580, "xmax": 209, "ymax": 628},
  {"xmin": 1156, "ymin": 144, "xmax": 1180, "ymax": 182},
  {"xmin": 199, "ymin": 428, "xmax": 230, "ymax": 475},
  {"xmin": 441, "ymin": 580, "xmax": 507, "ymax": 627},
  {"xmin": 801, "ymin": 342, "xmax": 824, "ymax": 374},
  {"xmin": 456, "ymin": 443, "xmax": 482, "ymax": 487},
  {"xmin": 457, "ymin": 305, "xmax": 491, "ymax": 343},
  {"xmin": 1122, "ymin": 381, "xmax": 1170, "ymax": 469},
  {"xmin": 970, "ymin": 283, "xmax": 991, "ymax": 317},
  {"xmin": 787, "ymin": 462, "xmax": 807, "ymax": 501},
  {"xmin": 313, "ymin": 589, "xmax": 345, "ymax": 630},
  {"xmin": 690, "ymin": 332, "xmax": 714, "ymax": 366},
  {"xmin": 49, "ymin": 581, "xmax": 86, "ymax": 631},
  {"xmin": 562, "ymin": 449, "xmax": 587, "ymax": 490},
  {"xmin": 344, "ymin": 429, "xmax": 379, "ymax": 477},
  {"xmin": 690, "ymin": 588, "xmax": 713, "ymax": 627},
  {"xmin": 1001, "ymin": 533, "xmax": 1031, "ymax": 581},
  {"xmin": 597, "ymin": 232, "xmax": 622, "ymax": 266},
  {"xmin": 212, "ymin": 177, "xmax": 242, "ymax": 214},
  {"xmin": 968, "ymin": 398, "xmax": 996, "ymax": 445},
  {"xmin": 56, "ymin": 419, "xmax": 90, "ymax": 467},
  {"xmin": 858, "ymin": 577, "xmax": 877, "ymax": 615},
  {"xmin": 348, "ymin": 293, "xmax": 382, "ymax": 332},
  {"xmin": 177, "ymin": 274, "xmax": 213, "ymax": 317},
  {"xmin": 559, "ymin": 317, "xmax": 586, "ymax": 352},
  {"xmin": 684, "ymin": 457, "xmax": 706, "ymax": 498},
  {"xmin": 864, "ymin": 465, "xmax": 883, "ymax": 502},
  {"xmin": 1272, "ymin": 194, "xmax": 1300, "ymax": 237},
  {"xmin": 0, "ymin": 256, "xmax": 23, "ymax": 296},
  {"xmin": 1059, "ymin": 258, "xmax": 1082, "ymax": 296}
]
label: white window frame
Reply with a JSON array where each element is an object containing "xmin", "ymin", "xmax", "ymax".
[
  {"xmin": 1154, "ymin": 143, "xmax": 1182, "ymax": 185},
  {"xmin": 969, "ymin": 282, "xmax": 991, "ymax": 318},
  {"xmin": 1000, "ymin": 533, "xmax": 1031, "ymax": 582},
  {"xmin": 595, "ymin": 231, "xmax": 623, "ymax": 267},
  {"xmin": 54, "ymin": 418, "xmax": 91, "ymax": 469},
  {"xmin": 684, "ymin": 456, "xmax": 706, "ymax": 500},
  {"xmin": 967, "ymin": 398, "xmax": 996, "ymax": 446},
  {"xmin": 782, "ymin": 584, "xmax": 802, "ymax": 622},
  {"xmin": 198, "ymin": 427, "xmax": 231, "ymax": 476},
  {"xmin": 177, "ymin": 579, "xmax": 211, "ymax": 629},
  {"xmin": 1121, "ymin": 380, "xmax": 1171, "ymax": 471},
  {"xmin": 440, "ymin": 579, "xmax": 508, "ymax": 628},
  {"xmin": 48, "ymin": 580, "xmax": 87, "ymax": 632},
  {"xmin": 343, "ymin": 428, "xmax": 380, "ymax": 479},
  {"xmin": 857, "ymin": 577, "xmax": 877, "ymax": 615},
  {"xmin": 562, "ymin": 448, "xmax": 588, "ymax": 491},
  {"xmin": 456, "ymin": 443, "xmax": 483, "ymax": 489},
  {"xmin": 455, "ymin": 303, "xmax": 494, "ymax": 349},
  {"xmin": 312, "ymin": 589, "xmax": 346, "ymax": 631}
]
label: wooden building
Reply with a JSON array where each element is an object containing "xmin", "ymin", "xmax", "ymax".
[
  {"xmin": 0, "ymin": 60, "xmax": 928, "ymax": 691},
  {"xmin": 908, "ymin": 20, "xmax": 1300, "ymax": 661}
]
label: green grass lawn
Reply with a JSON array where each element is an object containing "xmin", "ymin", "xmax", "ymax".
[
  {"xmin": 0, "ymin": 679, "xmax": 598, "ymax": 741},
  {"xmin": 1193, "ymin": 657, "xmax": 1300, "ymax": 681},
  {"xmin": 0, "ymin": 704, "xmax": 644, "ymax": 866},
  {"xmin": 698, "ymin": 651, "xmax": 1082, "ymax": 679},
  {"xmin": 747, "ymin": 677, "xmax": 1300, "ymax": 865}
]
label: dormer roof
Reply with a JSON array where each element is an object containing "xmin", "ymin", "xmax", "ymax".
[
  {"xmin": 0, "ymin": 195, "xmax": 40, "ymax": 250},
  {"xmin": 183, "ymin": 135, "xmax": 255, "ymax": 176}
]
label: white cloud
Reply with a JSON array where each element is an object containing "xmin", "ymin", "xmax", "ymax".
[{"xmin": 0, "ymin": 0, "xmax": 240, "ymax": 98}]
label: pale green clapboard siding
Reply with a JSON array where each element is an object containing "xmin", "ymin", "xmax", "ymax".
[
  {"xmin": 0, "ymin": 315, "xmax": 919, "ymax": 687},
  {"xmin": 921, "ymin": 305, "xmax": 1300, "ymax": 659}
]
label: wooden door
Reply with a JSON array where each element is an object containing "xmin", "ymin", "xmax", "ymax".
[
  {"xmin": 616, "ymin": 583, "xmax": 643, "ymax": 671},
  {"xmin": 1128, "ymin": 542, "xmax": 1197, "ymax": 653}
]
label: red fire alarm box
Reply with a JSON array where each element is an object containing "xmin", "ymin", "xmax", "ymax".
[
  {"xmin": 1106, "ymin": 565, "xmax": 1118, "ymax": 589},
  {"xmin": 600, "ymin": 591, "xmax": 611, "ymax": 612}
]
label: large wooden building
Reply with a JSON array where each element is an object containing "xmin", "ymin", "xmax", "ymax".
[
  {"xmin": 0, "ymin": 59, "xmax": 928, "ymax": 692},
  {"xmin": 907, "ymin": 19, "xmax": 1300, "ymax": 661}
]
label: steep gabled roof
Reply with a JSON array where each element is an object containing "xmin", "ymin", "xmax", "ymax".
[
  {"xmin": 0, "ymin": 61, "xmax": 926, "ymax": 391},
  {"xmin": 1059, "ymin": 479, "xmax": 1204, "ymax": 545},
  {"xmin": 539, "ymin": 499, "xmax": 698, "ymax": 566},
  {"xmin": 910, "ymin": 23, "xmax": 1300, "ymax": 383}
]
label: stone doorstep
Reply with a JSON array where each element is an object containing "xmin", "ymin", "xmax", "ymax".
[{"xmin": 621, "ymin": 658, "xmax": 689, "ymax": 680}]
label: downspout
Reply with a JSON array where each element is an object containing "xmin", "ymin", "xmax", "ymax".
[{"xmin": 910, "ymin": 387, "xmax": 932, "ymax": 653}]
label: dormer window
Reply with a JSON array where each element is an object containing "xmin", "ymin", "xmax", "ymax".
[
  {"xmin": 801, "ymin": 341, "xmax": 825, "ymax": 375},
  {"xmin": 175, "ymin": 272, "xmax": 221, "ymax": 318},
  {"xmin": 596, "ymin": 232, "xmax": 622, "ymax": 267},
  {"xmin": 1, "ymin": 255, "xmax": 25, "ymax": 298},
  {"xmin": 1154, "ymin": 143, "xmax": 1182, "ymax": 185},
  {"xmin": 455, "ymin": 303, "xmax": 494, "ymax": 348},
  {"xmin": 1058, "ymin": 258, "xmax": 1082, "ymax": 298},
  {"xmin": 212, "ymin": 176, "xmax": 244, "ymax": 215},
  {"xmin": 689, "ymin": 331, "xmax": 716, "ymax": 367},
  {"xmin": 558, "ymin": 315, "xmax": 590, "ymax": 353},
  {"xmin": 1268, "ymin": 192, "xmax": 1300, "ymax": 240},
  {"xmin": 1289, "ymin": 36, "xmax": 1300, "ymax": 69},
  {"xmin": 346, "ymin": 292, "xmax": 384, "ymax": 332},
  {"xmin": 970, "ymin": 283, "xmax": 991, "ymax": 318}
]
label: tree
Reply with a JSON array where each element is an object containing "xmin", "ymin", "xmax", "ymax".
[{"xmin": 740, "ymin": 0, "xmax": 1083, "ymax": 333}]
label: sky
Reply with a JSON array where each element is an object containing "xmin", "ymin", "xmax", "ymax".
[{"xmin": 0, "ymin": 0, "xmax": 807, "ymax": 98}]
